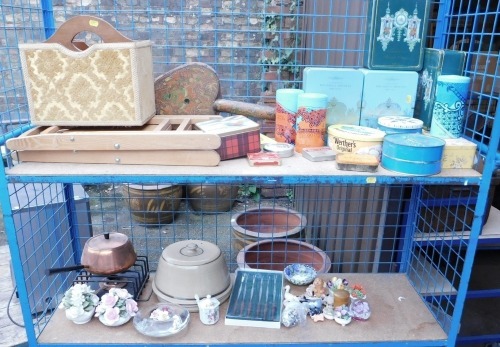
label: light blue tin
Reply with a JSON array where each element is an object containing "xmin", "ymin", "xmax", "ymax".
[
  {"xmin": 377, "ymin": 116, "xmax": 423, "ymax": 134},
  {"xmin": 382, "ymin": 133, "xmax": 445, "ymax": 162},
  {"xmin": 381, "ymin": 154, "xmax": 442, "ymax": 175}
]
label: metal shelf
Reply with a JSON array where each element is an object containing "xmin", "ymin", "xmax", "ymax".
[{"xmin": 5, "ymin": 158, "xmax": 483, "ymax": 185}]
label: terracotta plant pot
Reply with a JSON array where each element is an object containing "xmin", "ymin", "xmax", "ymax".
[
  {"xmin": 123, "ymin": 184, "xmax": 183, "ymax": 224},
  {"xmin": 231, "ymin": 207, "xmax": 306, "ymax": 251},
  {"xmin": 236, "ymin": 239, "xmax": 331, "ymax": 273},
  {"xmin": 186, "ymin": 184, "xmax": 239, "ymax": 213}
]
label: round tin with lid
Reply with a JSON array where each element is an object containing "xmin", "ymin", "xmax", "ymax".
[
  {"xmin": 381, "ymin": 133, "xmax": 446, "ymax": 175},
  {"xmin": 377, "ymin": 116, "xmax": 423, "ymax": 134},
  {"xmin": 263, "ymin": 143, "xmax": 294, "ymax": 158},
  {"xmin": 382, "ymin": 133, "xmax": 445, "ymax": 162},
  {"xmin": 327, "ymin": 124, "xmax": 386, "ymax": 159},
  {"xmin": 153, "ymin": 240, "xmax": 231, "ymax": 304}
]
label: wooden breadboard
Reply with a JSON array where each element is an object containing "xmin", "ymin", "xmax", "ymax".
[{"xmin": 7, "ymin": 115, "xmax": 223, "ymax": 166}]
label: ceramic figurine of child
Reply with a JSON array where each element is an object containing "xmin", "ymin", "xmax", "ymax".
[{"xmin": 309, "ymin": 277, "xmax": 327, "ymax": 298}]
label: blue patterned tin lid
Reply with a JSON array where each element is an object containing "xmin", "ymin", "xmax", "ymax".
[
  {"xmin": 384, "ymin": 133, "xmax": 446, "ymax": 148},
  {"xmin": 378, "ymin": 116, "xmax": 423, "ymax": 129}
]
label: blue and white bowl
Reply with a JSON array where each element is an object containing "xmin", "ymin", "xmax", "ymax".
[{"xmin": 284, "ymin": 263, "xmax": 317, "ymax": 286}]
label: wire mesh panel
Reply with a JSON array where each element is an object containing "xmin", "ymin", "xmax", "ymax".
[{"xmin": 0, "ymin": 0, "xmax": 499, "ymax": 346}]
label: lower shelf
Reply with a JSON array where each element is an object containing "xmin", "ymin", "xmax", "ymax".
[{"xmin": 38, "ymin": 273, "xmax": 447, "ymax": 345}]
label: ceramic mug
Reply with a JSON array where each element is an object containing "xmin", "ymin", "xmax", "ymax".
[
  {"xmin": 430, "ymin": 75, "xmax": 471, "ymax": 139},
  {"xmin": 195, "ymin": 295, "xmax": 220, "ymax": 325}
]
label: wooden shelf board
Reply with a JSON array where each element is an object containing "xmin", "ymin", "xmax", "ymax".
[
  {"xmin": 414, "ymin": 207, "xmax": 500, "ymax": 242},
  {"xmin": 37, "ymin": 273, "xmax": 447, "ymax": 345},
  {"xmin": 6, "ymin": 156, "xmax": 481, "ymax": 182}
]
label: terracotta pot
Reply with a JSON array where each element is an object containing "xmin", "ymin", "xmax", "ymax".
[
  {"xmin": 231, "ymin": 207, "xmax": 306, "ymax": 251},
  {"xmin": 236, "ymin": 239, "xmax": 331, "ymax": 273},
  {"xmin": 123, "ymin": 184, "xmax": 183, "ymax": 224},
  {"xmin": 186, "ymin": 184, "xmax": 239, "ymax": 213}
]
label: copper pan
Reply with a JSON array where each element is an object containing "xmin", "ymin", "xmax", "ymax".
[{"xmin": 46, "ymin": 232, "xmax": 137, "ymax": 276}]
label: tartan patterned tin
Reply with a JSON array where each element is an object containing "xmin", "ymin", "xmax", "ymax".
[{"xmin": 195, "ymin": 116, "xmax": 261, "ymax": 160}]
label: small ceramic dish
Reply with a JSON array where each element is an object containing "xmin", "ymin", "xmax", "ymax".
[
  {"xmin": 284, "ymin": 263, "xmax": 317, "ymax": 286},
  {"xmin": 133, "ymin": 303, "xmax": 190, "ymax": 337}
]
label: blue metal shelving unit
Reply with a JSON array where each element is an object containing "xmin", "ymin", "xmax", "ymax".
[{"xmin": 0, "ymin": 0, "xmax": 499, "ymax": 346}]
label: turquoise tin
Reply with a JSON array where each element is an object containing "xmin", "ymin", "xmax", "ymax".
[
  {"xmin": 383, "ymin": 133, "xmax": 445, "ymax": 161},
  {"xmin": 381, "ymin": 155, "xmax": 442, "ymax": 175},
  {"xmin": 381, "ymin": 133, "xmax": 445, "ymax": 175},
  {"xmin": 378, "ymin": 116, "xmax": 423, "ymax": 134},
  {"xmin": 364, "ymin": 0, "xmax": 432, "ymax": 71},
  {"xmin": 302, "ymin": 67, "xmax": 363, "ymax": 126},
  {"xmin": 414, "ymin": 48, "xmax": 467, "ymax": 130}
]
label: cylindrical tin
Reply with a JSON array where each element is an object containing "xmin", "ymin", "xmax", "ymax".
[
  {"xmin": 295, "ymin": 93, "xmax": 328, "ymax": 153},
  {"xmin": 263, "ymin": 143, "xmax": 294, "ymax": 158},
  {"xmin": 382, "ymin": 133, "xmax": 446, "ymax": 162},
  {"xmin": 381, "ymin": 133, "xmax": 446, "ymax": 175},
  {"xmin": 377, "ymin": 116, "xmax": 423, "ymax": 134},
  {"xmin": 327, "ymin": 124, "xmax": 385, "ymax": 159},
  {"xmin": 430, "ymin": 75, "xmax": 471, "ymax": 139},
  {"xmin": 275, "ymin": 88, "xmax": 304, "ymax": 144}
]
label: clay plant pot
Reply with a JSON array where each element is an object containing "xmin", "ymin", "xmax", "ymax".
[
  {"xmin": 236, "ymin": 239, "xmax": 331, "ymax": 273},
  {"xmin": 186, "ymin": 184, "xmax": 239, "ymax": 213},
  {"xmin": 123, "ymin": 184, "xmax": 183, "ymax": 225},
  {"xmin": 231, "ymin": 207, "xmax": 306, "ymax": 251}
]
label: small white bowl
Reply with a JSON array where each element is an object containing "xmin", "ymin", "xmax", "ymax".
[{"xmin": 283, "ymin": 263, "xmax": 317, "ymax": 286}]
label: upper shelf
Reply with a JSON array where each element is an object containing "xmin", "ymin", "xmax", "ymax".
[{"xmin": 5, "ymin": 154, "xmax": 482, "ymax": 185}]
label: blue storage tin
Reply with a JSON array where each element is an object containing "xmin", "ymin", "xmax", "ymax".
[
  {"xmin": 383, "ymin": 133, "xmax": 445, "ymax": 161},
  {"xmin": 381, "ymin": 155, "xmax": 442, "ymax": 175},
  {"xmin": 381, "ymin": 133, "xmax": 446, "ymax": 175},
  {"xmin": 378, "ymin": 116, "xmax": 423, "ymax": 134}
]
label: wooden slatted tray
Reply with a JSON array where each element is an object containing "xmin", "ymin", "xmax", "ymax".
[{"xmin": 6, "ymin": 115, "xmax": 224, "ymax": 166}]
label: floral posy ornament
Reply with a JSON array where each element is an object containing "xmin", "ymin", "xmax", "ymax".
[
  {"xmin": 349, "ymin": 284, "xmax": 367, "ymax": 300},
  {"xmin": 95, "ymin": 288, "xmax": 138, "ymax": 326},
  {"xmin": 59, "ymin": 283, "xmax": 99, "ymax": 324}
]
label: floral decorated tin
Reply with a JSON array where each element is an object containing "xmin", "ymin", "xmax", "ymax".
[{"xmin": 442, "ymin": 137, "xmax": 477, "ymax": 169}]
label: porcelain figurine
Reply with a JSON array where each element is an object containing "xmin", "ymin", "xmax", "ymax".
[
  {"xmin": 333, "ymin": 304, "xmax": 353, "ymax": 326},
  {"xmin": 306, "ymin": 277, "xmax": 327, "ymax": 298}
]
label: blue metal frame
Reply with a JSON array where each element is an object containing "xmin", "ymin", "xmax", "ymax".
[{"xmin": 0, "ymin": 0, "xmax": 499, "ymax": 346}]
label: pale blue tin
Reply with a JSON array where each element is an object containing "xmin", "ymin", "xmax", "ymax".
[
  {"xmin": 382, "ymin": 133, "xmax": 445, "ymax": 162},
  {"xmin": 377, "ymin": 116, "xmax": 423, "ymax": 134}
]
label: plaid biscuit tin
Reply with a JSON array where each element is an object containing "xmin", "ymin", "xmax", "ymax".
[{"xmin": 195, "ymin": 115, "xmax": 261, "ymax": 160}]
